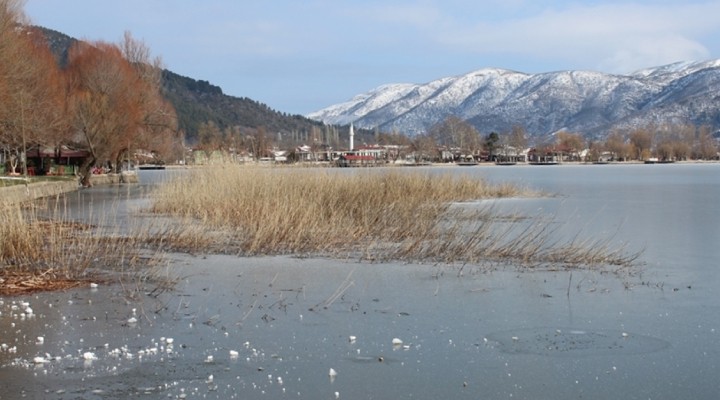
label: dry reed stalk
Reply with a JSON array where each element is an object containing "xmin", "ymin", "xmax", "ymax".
[
  {"xmin": 147, "ymin": 165, "xmax": 640, "ymax": 271},
  {"xmin": 0, "ymin": 197, "xmax": 174, "ymax": 295},
  {"xmin": 150, "ymin": 166, "xmax": 520, "ymax": 252},
  {"xmin": 311, "ymin": 269, "xmax": 356, "ymax": 311}
]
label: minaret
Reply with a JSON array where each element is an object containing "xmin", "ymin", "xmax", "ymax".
[{"xmin": 349, "ymin": 123, "xmax": 355, "ymax": 152}]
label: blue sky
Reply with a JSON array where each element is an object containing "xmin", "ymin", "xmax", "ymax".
[{"xmin": 25, "ymin": 0, "xmax": 720, "ymax": 115}]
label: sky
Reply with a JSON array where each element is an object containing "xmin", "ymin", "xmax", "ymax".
[{"xmin": 24, "ymin": 0, "xmax": 720, "ymax": 116}]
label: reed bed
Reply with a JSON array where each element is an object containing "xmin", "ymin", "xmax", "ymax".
[
  {"xmin": 150, "ymin": 165, "xmax": 639, "ymax": 270},
  {"xmin": 0, "ymin": 165, "xmax": 640, "ymax": 295},
  {"xmin": 151, "ymin": 166, "xmax": 521, "ymax": 253},
  {"xmin": 0, "ymin": 199, "xmax": 170, "ymax": 295}
]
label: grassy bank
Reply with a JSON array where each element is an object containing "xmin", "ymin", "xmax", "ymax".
[{"xmin": 150, "ymin": 165, "xmax": 638, "ymax": 269}]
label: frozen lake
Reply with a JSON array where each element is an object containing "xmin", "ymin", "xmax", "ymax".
[{"xmin": 1, "ymin": 164, "xmax": 718, "ymax": 399}]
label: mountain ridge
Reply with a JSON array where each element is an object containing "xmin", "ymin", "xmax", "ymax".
[{"xmin": 308, "ymin": 60, "xmax": 720, "ymax": 138}]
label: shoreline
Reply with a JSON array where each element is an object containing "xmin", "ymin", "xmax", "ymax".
[
  {"xmin": 168, "ymin": 158, "xmax": 720, "ymax": 169},
  {"xmin": 0, "ymin": 171, "xmax": 139, "ymax": 205},
  {"xmin": 3, "ymin": 160, "xmax": 716, "ymax": 204}
]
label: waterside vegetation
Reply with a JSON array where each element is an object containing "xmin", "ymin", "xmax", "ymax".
[
  {"xmin": 150, "ymin": 166, "xmax": 640, "ymax": 268},
  {"xmin": 1, "ymin": 166, "xmax": 642, "ymax": 295},
  {"xmin": 0, "ymin": 197, "xmax": 174, "ymax": 295}
]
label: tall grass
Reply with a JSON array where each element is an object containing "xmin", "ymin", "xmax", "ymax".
[
  {"xmin": 0, "ymin": 165, "xmax": 639, "ymax": 295},
  {"xmin": 151, "ymin": 166, "xmax": 520, "ymax": 253},
  {"xmin": 150, "ymin": 165, "xmax": 639, "ymax": 269},
  {"xmin": 0, "ymin": 198, "xmax": 170, "ymax": 295}
]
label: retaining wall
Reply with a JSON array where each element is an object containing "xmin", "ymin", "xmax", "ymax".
[{"xmin": 1, "ymin": 172, "xmax": 138, "ymax": 205}]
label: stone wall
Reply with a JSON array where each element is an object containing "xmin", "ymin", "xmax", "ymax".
[{"xmin": 1, "ymin": 180, "xmax": 79, "ymax": 204}]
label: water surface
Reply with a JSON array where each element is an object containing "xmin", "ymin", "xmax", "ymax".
[{"xmin": 1, "ymin": 164, "xmax": 718, "ymax": 399}]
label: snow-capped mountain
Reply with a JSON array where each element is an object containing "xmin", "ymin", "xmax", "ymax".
[{"xmin": 307, "ymin": 60, "xmax": 720, "ymax": 138}]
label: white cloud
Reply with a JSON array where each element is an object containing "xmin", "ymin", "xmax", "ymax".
[
  {"xmin": 599, "ymin": 35, "xmax": 710, "ymax": 73},
  {"xmin": 433, "ymin": 1, "xmax": 720, "ymax": 73}
]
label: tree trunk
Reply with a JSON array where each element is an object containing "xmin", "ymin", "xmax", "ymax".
[
  {"xmin": 78, "ymin": 155, "xmax": 96, "ymax": 187},
  {"xmin": 9, "ymin": 155, "xmax": 19, "ymax": 175},
  {"xmin": 115, "ymin": 148, "xmax": 127, "ymax": 173}
]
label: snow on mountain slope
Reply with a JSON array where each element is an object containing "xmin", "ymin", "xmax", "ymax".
[
  {"xmin": 306, "ymin": 83, "xmax": 418, "ymax": 126},
  {"xmin": 308, "ymin": 60, "xmax": 720, "ymax": 138}
]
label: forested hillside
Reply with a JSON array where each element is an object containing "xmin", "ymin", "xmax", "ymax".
[
  {"xmin": 160, "ymin": 69, "xmax": 327, "ymax": 143},
  {"xmin": 37, "ymin": 26, "xmax": 363, "ymax": 145}
]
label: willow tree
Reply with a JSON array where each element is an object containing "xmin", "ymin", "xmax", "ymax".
[
  {"xmin": 117, "ymin": 32, "xmax": 177, "ymax": 170},
  {"xmin": 66, "ymin": 35, "xmax": 176, "ymax": 185}
]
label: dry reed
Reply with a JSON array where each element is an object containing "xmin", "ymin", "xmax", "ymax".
[
  {"xmin": 0, "ymin": 198, "xmax": 171, "ymax": 295},
  {"xmin": 0, "ymin": 165, "xmax": 640, "ymax": 295},
  {"xmin": 149, "ymin": 165, "xmax": 639, "ymax": 270},
  {"xmin": 151, "ymin": 166, "xmax": 521, "ymax": 252}
]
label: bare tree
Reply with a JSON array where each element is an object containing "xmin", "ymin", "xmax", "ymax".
[
  {"xmin": 66, "ymin": 41, "xmax": 145, "ymax": 184},
  {"xmin": 66, "ymin": 34, "xmax": 177, "ymax": 185},
  {"xmin": 555, "ymin": 131, "xmax": 585, "ymax": 160},
  {"xmin": 377, "ymin": 130, "xmax": 410, "ymax": 163},
  {"xmin": 430, "ymin": 116, "xmax": 481, "ymax": 158},
  {"xmin": 629, "ymin": 128, "xmax": 653, "ymax": 160},
  {"xmin": 0, "ymin": 3, "xmax": 67, "ymax": 176},
  {"xmin": 116, "ymin": 31, "xmax": 177, "ymax": 169},
  {"xmin": 411, "ymin": 133, "xmax": 437, "ymax": 163},
  {"xmin": 507, "ymin": 125, "xmax": 528, "ymax": 154},
  {"xmin": 498, "ymin": 125, "xmax": 528, "ymax": 161},
  {"xmin": 695, "ymin": 125, "xmax": 718, "ymax": 160},
  {"xmin": 586, "ymin": 139, "xmax": 605, "ymax": 162},
  {"xmin": 193, "ymin": 121, "xmax": 224, "ymax": 163},
  {"xmin": 604, "ymin": 131, "xmax": 629, "ymax": 161}
]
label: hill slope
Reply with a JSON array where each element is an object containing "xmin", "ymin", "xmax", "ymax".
[
  {"xmin": 37, "ymin": 26, "xmax": 330, "ymax": 144},
  {"xmin": 160, "ymin": 69, "xmax": 325, "ymax": 142}
]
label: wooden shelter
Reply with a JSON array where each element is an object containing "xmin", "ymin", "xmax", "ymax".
[{"xmin": 25, "ymin": 145, "xmax": 89, "ymax": 176}]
